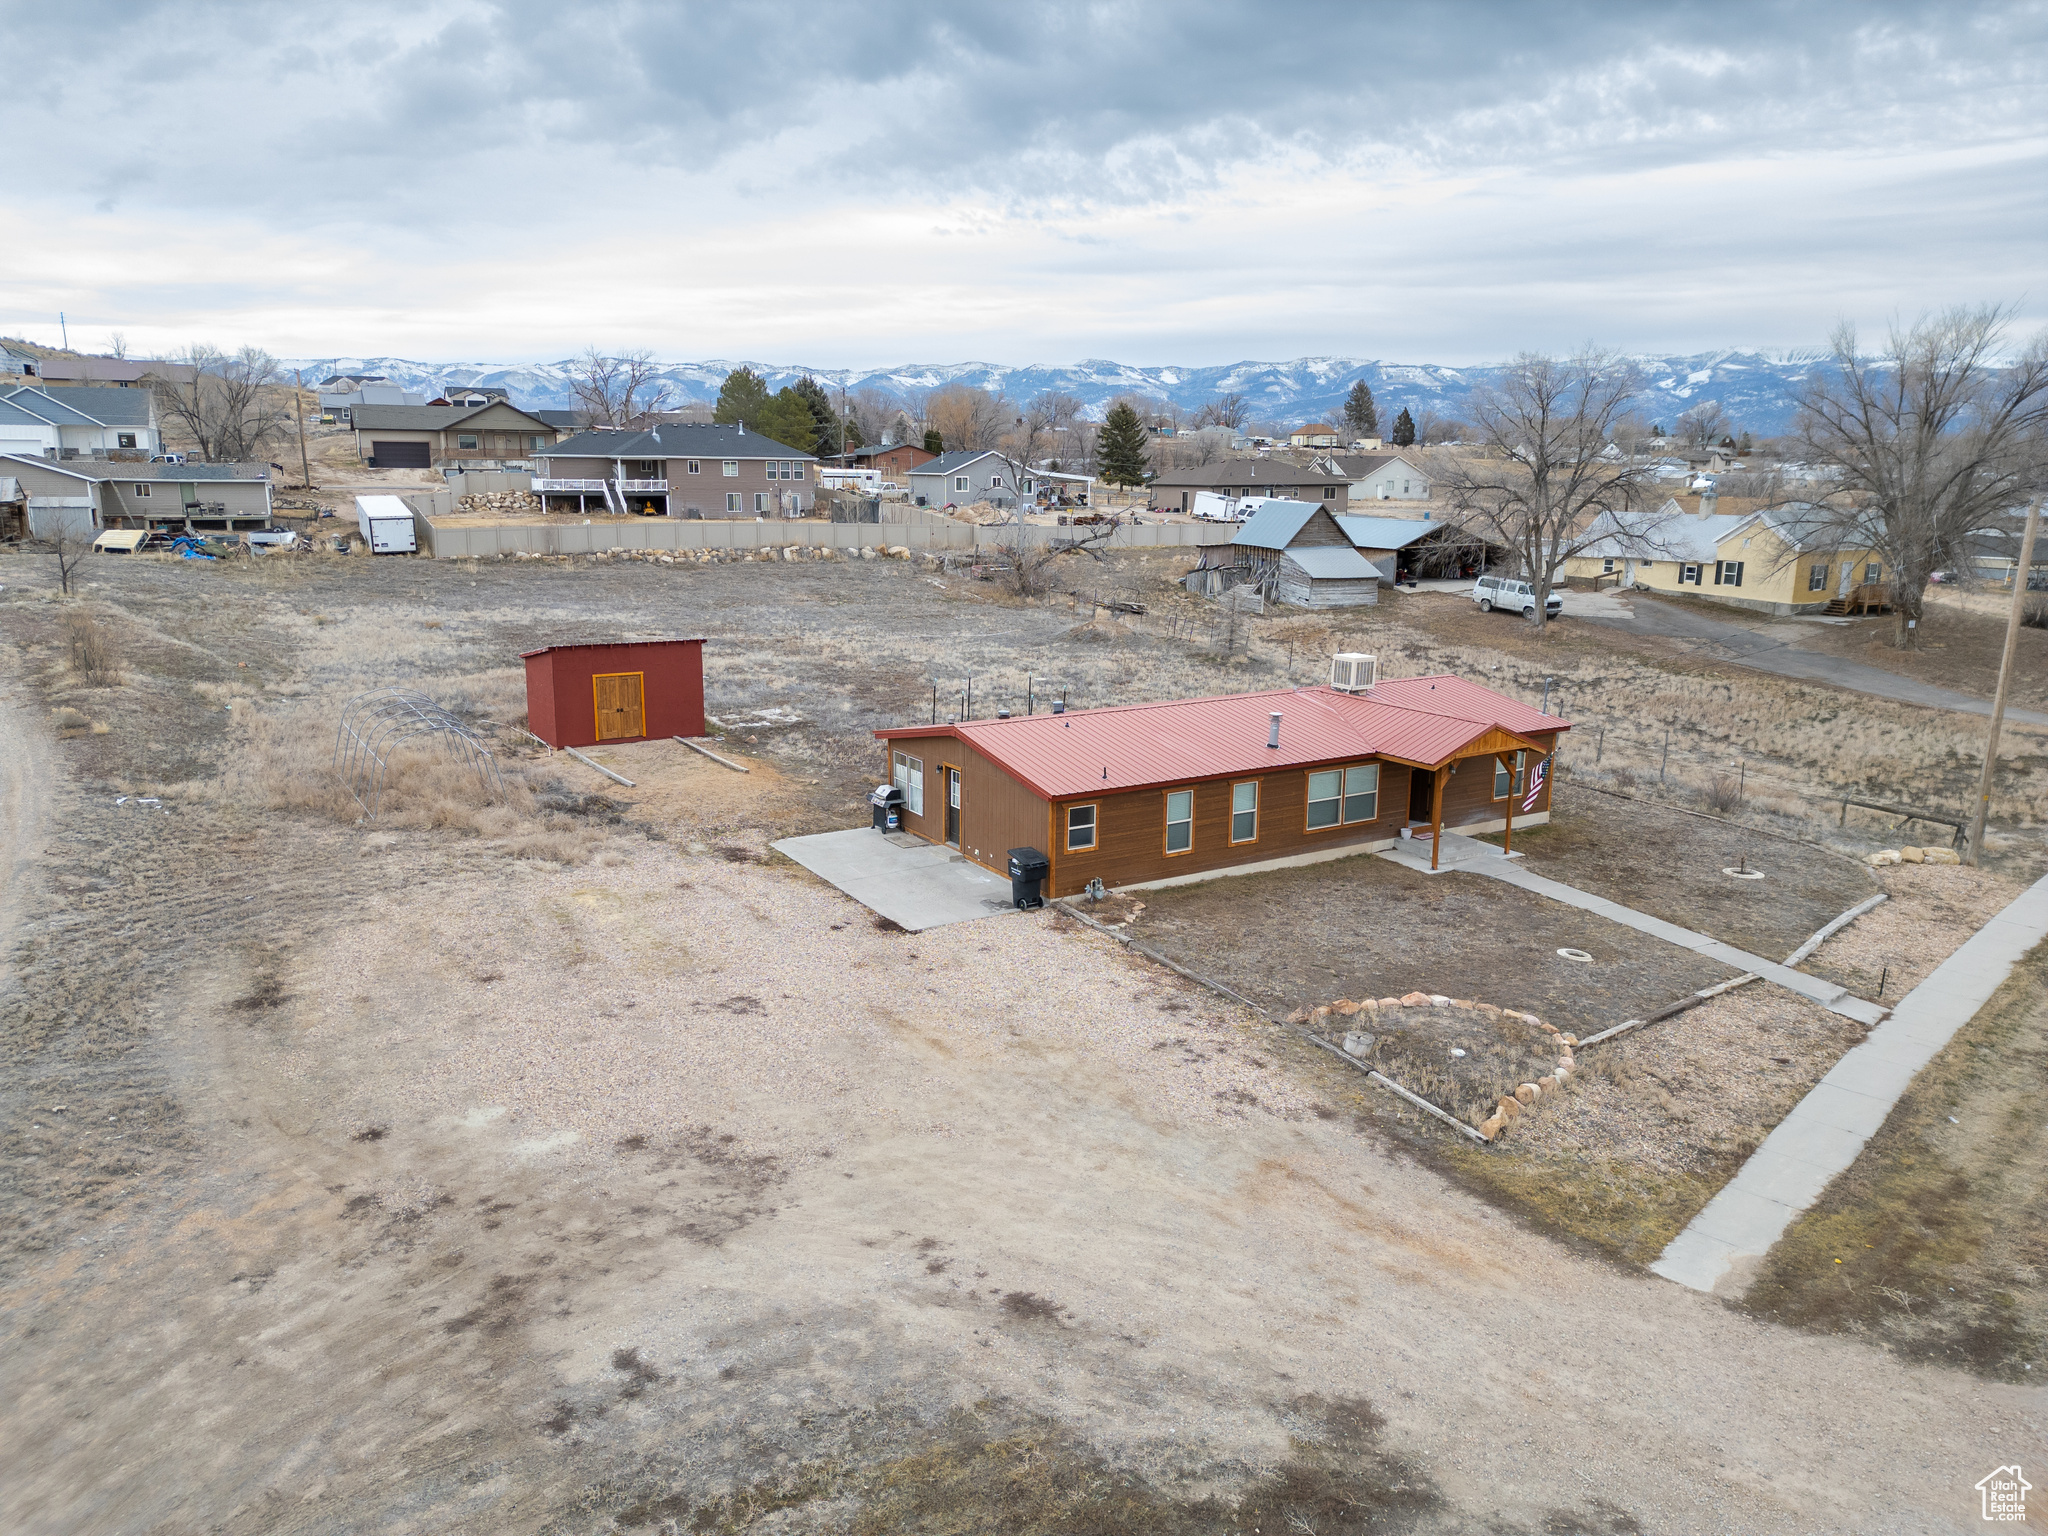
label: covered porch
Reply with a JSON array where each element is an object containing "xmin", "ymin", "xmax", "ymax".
[{"xmin": 1388, "ymin": 724, "xmax": 1553, "ymax": 872}]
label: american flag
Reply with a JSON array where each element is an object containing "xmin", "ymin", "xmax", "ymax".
[{"xmin": 1521, "ymin": 755, "xmax": 1548, "ymax": 812}]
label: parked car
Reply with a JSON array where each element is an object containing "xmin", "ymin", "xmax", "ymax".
[{"xmin": 1472, "ymin": 574, "xmax": 1563, "ymax": 617}]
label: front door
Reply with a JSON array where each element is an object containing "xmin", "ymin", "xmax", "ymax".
[
  {"xmin": 593, "ymin": 672, "xmax": 645, "ymax": 741},
  {"xmin": 1408, "ymin": 765, "xmax": 1434, "ymax": 824},
  {"xmin": 944, "ymin": 767, "xmax": 961, "ymax": 847}
]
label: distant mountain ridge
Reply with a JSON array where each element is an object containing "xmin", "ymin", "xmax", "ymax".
[{"xmin": 288, "ymin": 351, "xmax": 1828, "ymax": 436}]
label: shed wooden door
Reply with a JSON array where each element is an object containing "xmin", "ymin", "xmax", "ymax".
[{"xmin": 593, "ymin": 672, "xmax": 645, "ymax": 741}]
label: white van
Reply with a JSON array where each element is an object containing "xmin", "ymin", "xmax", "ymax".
[{"xmin": 1472, "ymin": 574, "xmax": 1563, "ymax": 617}]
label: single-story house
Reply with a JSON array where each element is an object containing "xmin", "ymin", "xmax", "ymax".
[
  {"xmin": 1967, "ymin": 523, "xmax": 2048, "ymax": 590},
  {"xmin": 1565, "ymin": 500, "xmax": 1890, "ymax": 615},
  {"xmin": 37, "ymin": 355, "xmax": 198, "ymax": 389},
  {"xmin": 907, "ymin": 450, "xmax": 1030, "ymax": 508},
  {"xmin": 350, "ymin": 401, "xmax": 562, "ymax": 471},
  {"xmin": 1289, "ymin": 423, "xmax": 1342, "ymax": 447},
  {"xmin": 427, "ymin": 386, "xmax": 510, "ymax": 409},
  {"xmin": 1326, "ymin": 450, "xmax": 1429, "ymax": 502},
  {"xmin": 320, "ymin": 381, "xmax": 427, "ymax": 415},
  {"xmin": 875, "ymin": 670, "xmax": 1567, "ymax": 896},
  {"xmin": 0, "ymin": 385, "xmax": 160, "ymax": 458},
  {"xmin": 0, "ymin": 453, "xmax": 272, "ymax": 538},
  {"xmin": 1149, "ymin": 458, "xmax": 1350, "ymax": 516},
  {"xmin": 1334, "ymin": 514, "xmax": 1447, "ymax": 581},
  {"xmin": 850, "ymin": 442, "xmax": 937, "ymax": 477},
  {"xmin": 533, "ymin": 422, "xmax": 818, "ymax": 517},
  {"xmin": 1223, "ymin": 499, "xmax": 1381, "ymax": 607}
]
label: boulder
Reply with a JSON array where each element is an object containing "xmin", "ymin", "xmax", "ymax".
[
  {"xmin": 1400, "ymin": 991, "xmax": 1433, "ymax": 1007},
  {"xmin": 1515, "ymin": 1083, "xmax": 1540, "ymax": 1105},
  {"xmin": 1378, "ymin": 997, "xmax": 1405, "ymax": 1009},
  {"xmin": 1538, "ymin": 1076, "xmax": 1558, "ymax": 1093},
  {"xmin": 1450, "ymin": 998, "xmax": 1476, "ymax": 1010},
  {"xmin": 1867, "ymin": 849, "xmax": 1902, "ymax": 866},
  {"xmin": 1310, "ymin": 1005, "xmax": 1333, "ymax": 1024},
  {"xmin": 1496, "ymin": 1096, "xmax": 1522, "ymax": 1121},
  {"xmin": 1900, "ymin": 846, "xmax": 1925, "ymax": 864},
  {"xmin": 1478, "ymin": 1113, "xmax": 1505, "ymax": 1141},
  {"xmin": 1285, "ymin": 1007, "xmax": 1312, "ymax": 1025},
  {"xmin": 1334, "ymin": 999, "xmax": 1361, "ymax": 1016},
  {"xmin": 1559, "ymin": 1033, "xmax": 1578, "ymax": 1047},
  {"xmin": 1428, "ymin": 994, "xmax": 1451, "ymax": 1006},
  {"xmin": 1923, "ymin": 847, "xmax": 1961, "ymax": 865},
  {"xmin": 1475, "ymin": 1003, "xmax": 1502, "ymax": 1017}
]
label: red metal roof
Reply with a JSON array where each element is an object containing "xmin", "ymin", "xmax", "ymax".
[
  {"xmin": 519, "ymin": 638, "xmax": 704, "ymax": 658},
  {"xmin": 876, "ymin": 678, "xmax": 1569, "ymax": 801}
]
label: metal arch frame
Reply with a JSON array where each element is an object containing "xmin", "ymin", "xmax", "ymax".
[{"xmin": 334, "ymin": 687, "xmax": 504, "ymax": 821}]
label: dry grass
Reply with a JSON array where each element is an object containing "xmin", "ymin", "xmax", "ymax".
[{"xmin": 61, "ymin": 609, "xmax": 123, "ymax": 687}]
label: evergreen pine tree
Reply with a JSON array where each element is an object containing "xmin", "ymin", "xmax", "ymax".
[
  {"xmin": 1343, "ymin": 380, "xmax": 1379, "ymax": 438},
  {"xmin": 792, "ymin": 375, "xmax": 838, "ymax": 455},
  {"xmin": 1094, "ymin": 401, "xmax": 1150, "ymax": 488},
  {"xmin": 713, "ymin": 367, "xmax": 771, "ymax": 428},
  {"xmin": 1391, "ymin": 407, "xmax": 1415, "ymax": 447},
  {"xmin": 923, "ymin": 428, "xmax": 944, "ymax": 455},
  {"xmin": 757, "ymin": 388, "xmax": 822, "ymax": 453}
]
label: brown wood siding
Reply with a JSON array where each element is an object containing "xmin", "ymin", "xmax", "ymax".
[
  {"xmin": 1435, "ymin": 733, "xmax": 1559, "ymax": 828},
  {"xmin": 1047, "ymin": 758, "xmax": 1407, "ymax": 897},
  {"xmin": 881, "ymin": 735, "xmax": 1047, "ymax": 876},
  {"xmin": 1291, "ymin": 507, "xmax": 1351, "ymax": 546}
]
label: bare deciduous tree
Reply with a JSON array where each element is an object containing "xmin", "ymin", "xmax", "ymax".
[
  {"xmin": 1198, "ymin": 392, "xmax": 1250, "ymax": 430},
  {"xmin": 1797, "ymin": 305, "xmax": 2048, "ymax": 646},
  {"xmin": 148, "ymin": 345, "xmax": 291, "ymax": 462},
  {"xmin": 1675, "ymin": 398, "xmax": 1731, "ymax": 450},
  {"xmin": 928, "ymin": 384, "xmax": 1009, "ymax": 451},
  {"xmin": 1436, "ymin": 349, "xmax": 1664, "ymax": 631},
  {"xmin": 47, "ymin": 523, "xmax": 85, "ymax": 595},
  {"xmin": 570, "ymin": 348, "xmax": 674, "ymax": 429}
]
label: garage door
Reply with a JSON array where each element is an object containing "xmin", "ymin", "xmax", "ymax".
[{"xmin": 370, "ymin": 441, "xmax": 431, "ymax": 468}]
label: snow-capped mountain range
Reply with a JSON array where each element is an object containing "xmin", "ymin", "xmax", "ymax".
[{"xmin": 287, "ymin": 351, "xmax": 1827, "ymax": 435}]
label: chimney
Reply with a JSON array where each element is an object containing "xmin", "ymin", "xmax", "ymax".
[
  {"xmin": 1698, "ymin": 492, "xmax": 1717, "ymax": 518},
  {"xmin": 1268, "ymin": 711, "xmax": 1282, "ymax": 749}
]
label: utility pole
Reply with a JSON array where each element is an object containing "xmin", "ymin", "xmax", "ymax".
[
  {"xmin": 1966, "ymin": 497, "xmax": 2043, "ymax": 866},
  {"xmin": 292, "ymin": 369, "xmax": 313, "ymax": 488}
]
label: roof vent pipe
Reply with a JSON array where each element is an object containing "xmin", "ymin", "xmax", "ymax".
[{"xmin": 1268, "ymin": 711, "xmax": 1282, "ymax": 749}]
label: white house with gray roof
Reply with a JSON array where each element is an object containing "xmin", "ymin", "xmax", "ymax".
[
  {"xmin": 905, "ymin": 450, "xmax": 1032, "ymax": 508},
  {"xmin": 0, "ymin": 453, "xmax": 272, "ymax": 538},
  {"xmin": 0, "ymin": 385, "xmax": 159, "ymax": 459}
]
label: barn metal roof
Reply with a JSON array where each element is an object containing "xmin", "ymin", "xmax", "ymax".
[
  {"xmin": 1284, "ymin": 545, "xmax": 1380, "ymax": 580},
  {"xmin": 1335, "ymin": 515, "xmax": 1442, "ymax": 551},
  {"xmin": 877, "ymin": 679, "xmax": 1566, "ymax": 799},
  {"xmin": 519, "ymin": 637, "xmax": 706, "ymax": 658}
]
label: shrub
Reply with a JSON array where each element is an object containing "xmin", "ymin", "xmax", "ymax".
[
  {"xmin": 1704, "ymin": 772, "xmax": 1743, "ymax": 814},
  {"xmin": 2022, "ymin": 593, "xmax": 2048, "ymax": 630},
  {"xmin": 64, "ymin": 611, "xmax": 122, "ymax": 686}
]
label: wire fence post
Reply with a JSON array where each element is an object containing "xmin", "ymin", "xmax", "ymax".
[{"xmin": 1660, "ymin": 728, "xmax": 1670, "ymax": 783}]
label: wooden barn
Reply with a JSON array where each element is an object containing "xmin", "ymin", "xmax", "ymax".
[
  {"xmin": 1224, "ymin": 499, "xmax": 1381, "ymax": 608},
  {"xmin": 875, "ymin": 661, "xmax": 1566, "ymax": 896},
  {"xmin": 522, "ymin": 639, "xmax": 705, "ymax": 749}
]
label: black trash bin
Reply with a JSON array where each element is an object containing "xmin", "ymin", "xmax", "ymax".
[
  {"xmin": 869, "ymin": 783, "xmax": 906, "ymax": 832},
  {"xmin": 1007, "ymin": 847, "xmax": 1050, "ymax": 910}
]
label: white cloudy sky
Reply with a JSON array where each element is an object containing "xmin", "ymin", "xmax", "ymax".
[{"xmin": 2, "ymin": 0, "xmax": 2044, "ymax": 366}]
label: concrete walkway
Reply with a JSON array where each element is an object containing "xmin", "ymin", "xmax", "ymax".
[
  {"xmin": 1651, "ymin": 868, "xmax": 2048, "ymax": 1295},
  {"xmin": 772, "ymin": 827, "xmax": 1019, "ymax": 932},
  {"xmin": 1378, "ymin": 833, "xmax": 1888, "ymax": 1026},
  {"xmin": 1588, "ymin": 595, "xmax": 2048, "ymax": 726}
]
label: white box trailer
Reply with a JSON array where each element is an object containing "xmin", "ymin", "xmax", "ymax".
[{"xmin": 354, "ymin": 494, "xmax": 418, "ymax": 554}]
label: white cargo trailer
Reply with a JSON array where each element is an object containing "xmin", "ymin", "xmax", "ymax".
[{"xmin": 354, "ymin": 494, "xmax": 419, "ymax": 554}]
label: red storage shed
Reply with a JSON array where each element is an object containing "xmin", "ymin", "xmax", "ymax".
[{"xmin": 522, "ymin": 639, "xmax": 705, "ymax": 750}]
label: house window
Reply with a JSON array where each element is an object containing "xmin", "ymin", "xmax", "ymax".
[
  {"xmin": 791, "ymin": 462, "xmax": 804, "ymax": 480},
  {"xmin": 687, "ymin": 460, "xmax": 701, "ymax": 474},
  {"xmin": 754, "ymin": 492, "xmax": 768, "ymax": 513},
  {"xmin": 117, "ymin": 433, "xmax": 136, "ymax": 449},
  {"xmin": 1164, "ymin": 789, "xmax": 1194, "ymax": 854},
  {"xmin": 892, "ymin": 751, "xmax": 924, "ymax": 814},
  {"xmin": 1066, "ymin": 803, "xmax": 1097, "ymax": 851},
  {"xmin": 726, "ymin": 492, "xmax": 742, "ymax": 513},
  {"xmin": 991, "ymin": 475, "xmax": 1004, "ymax": 489},
  {"xmin": 530, "ymin": 435, "xmax": 548, "ymax": 450},
  {"xmin": 1306, "ymin": 769, "xmax": 1343, "ymax": 829},
  {"xmin": 1601, "ymin": 558, "xmax": 1616, "ymax": 574},
  {"xmin": 1865, "ymin": 561, "xmax": 1881, "ymax": 583},
  {"xmin": 1494, "ymin": 752, "xmax": 1526, "ymax": 800},
  {"xmin": 1808, "ymin": 563, "xmax": 1828, "ymax": 592},
  {"xmin": 1714, "ymin": 560, "xmax": 1744, "ymax": 587},
  {"xmin": 1342, "ymin": 763, "xmax": 1379, "ymax": 823},
  {"xmin": 722, "ymin": 460, "xmax": 738, "ymax": 477},
  {"xmin": 134, "ymin": 482, "xmax": 151, "ymax": 497},
  {"xmin": 1323, "ymin": 486, "xmax": 1336, "ymax": 499},
  {"xmin": 1680, "ymin": 563, "xmax": 1701, "ymax": 585},
  {"xmin": 955, "ymin": 476, "xmax": 970, "ymax": 492},
  {"xmin": 1231, "ymin": 781, "xmax": 1258, "ymax": 843},
  {"xmin": 457, "ymin": 434, "xmax": 478, "ymax": 450}
]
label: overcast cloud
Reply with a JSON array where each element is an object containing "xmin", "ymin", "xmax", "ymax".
[{"xmin": 1, "ymin": 0, "xmax": 2043, "ymax": 365}]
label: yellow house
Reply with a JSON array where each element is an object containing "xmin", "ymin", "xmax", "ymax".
[{"xmin": 1565, "ymin": 501, "xmax": 1889, "ymax": 616}]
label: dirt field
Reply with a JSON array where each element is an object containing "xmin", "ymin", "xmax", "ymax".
[{"xmin": 2, "ymin": 545, "xmax": 2043, "ymax": 1534}]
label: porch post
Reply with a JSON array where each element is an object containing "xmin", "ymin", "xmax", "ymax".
[
  {"xmin": 1430, "ymin": 763, "xmax": 1447, "ymax": 870},
  {"xmin": 1498, "ymin": 752, "xmax": 1514, "ymax": 857}
]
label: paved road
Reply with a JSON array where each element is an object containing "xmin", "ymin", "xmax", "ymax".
[{"xmin": 1586, "ymin": 594, "xmax": 2048, "ymax": 726}]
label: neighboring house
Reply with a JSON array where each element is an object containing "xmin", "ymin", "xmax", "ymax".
[
  {"xmin": 0, "ymin": 453, "xmax": 272, "ymax": 538},
  {"xmin": 1335, "ymin": 514, "xmax": 1447, "ymax": 581},
  {"xmin": 1566, "ymin": 500, "xmax": 1890, "ymax": 615},
  {"xmin": 1967, "ymin": 523, "xmax": 2048, "ymax": 589},
  {"xmin": 0, "ymin": 385, "xmax": 159, "ymax": 458},
  {"xmin": 1224, "ymin": 499, "xmax": 1381, "ymax": 608},
  {"xmin": 850, "ymin": 442, "xmax": 937, "ymax": 477},
  {"xmin": 36, "ymin": 355, "xmax": 199, "ymax": 389},
  {"xmin": 320, "ymin": 380, "xmax": 428, "ymax": 415},
  {"xmin": 2, "ymin": 343, "xmax": 44, "ymax": 383},
  {"xmin": 1149, "ymin": 458, "xmax": 1350, "ymax": 515},
  {"xmin": 533, "ymin": 422, "xmax": 818, "ymax": 517},
  {"xmin": 1325, "ymin": 450, "xmax": 1429, "ymax": 502},
  {"xmin": 426, "ymin": 387, "xmax": 510, "ymax": 408},
  {"xmin": 907, "ymin": 450, "xmax": 1028, "ymax": 508},
  {"xmin": 534, "ymin": 409, "xmax": 593, "ymax": 434},
  {"xmin": 1289, "ymin": 423, "xmax": 1341, "ymax": 447},
  {"xmin": 350, "ymin": 402, "xmax": 561, "ymax": 471},
  {"xmin": 874, "ymin": 671, "xmax": 1567, "ymax": 895}
]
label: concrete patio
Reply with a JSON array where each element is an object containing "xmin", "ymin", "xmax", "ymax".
[{"xmin": 772, "ymin": 827, "xmax": 1022, "ymax": 932}]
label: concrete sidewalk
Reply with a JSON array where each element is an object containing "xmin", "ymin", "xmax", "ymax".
[
  {"xmin": 772, "ymin": 827, "xmax": 1020, "ymax": 932},
  {"xmin": 1379, "ymin": 833, "xmax": 1887, "ymax": 1025},
  {"xmin": 1651, "ymin": 868, "xmax": 2048, "ymax": 1295}
]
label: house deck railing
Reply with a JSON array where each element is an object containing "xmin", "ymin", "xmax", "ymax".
[
  {"xmin": 533, "ymin": 478, "xmax": 606, "ymax": 492},
  {"xmin": 616, "ymin": 479, "xmax": 669, "ymax": 492}
]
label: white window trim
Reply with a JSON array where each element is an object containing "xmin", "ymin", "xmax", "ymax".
[
  {"xmin": 1065, "ymin": 803, "xmax": 1097, "ymax": 852},
  {"xmin": 893, "ymin": 752, "xmax": 924, "ymax": 815},
  {"xmin": 1230, "ymin": 780, "xmax": 1258, "ymax": 844},
  {"xmin": 722, "ymin": 460, "xmax": 739, "ymax": 477}
]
